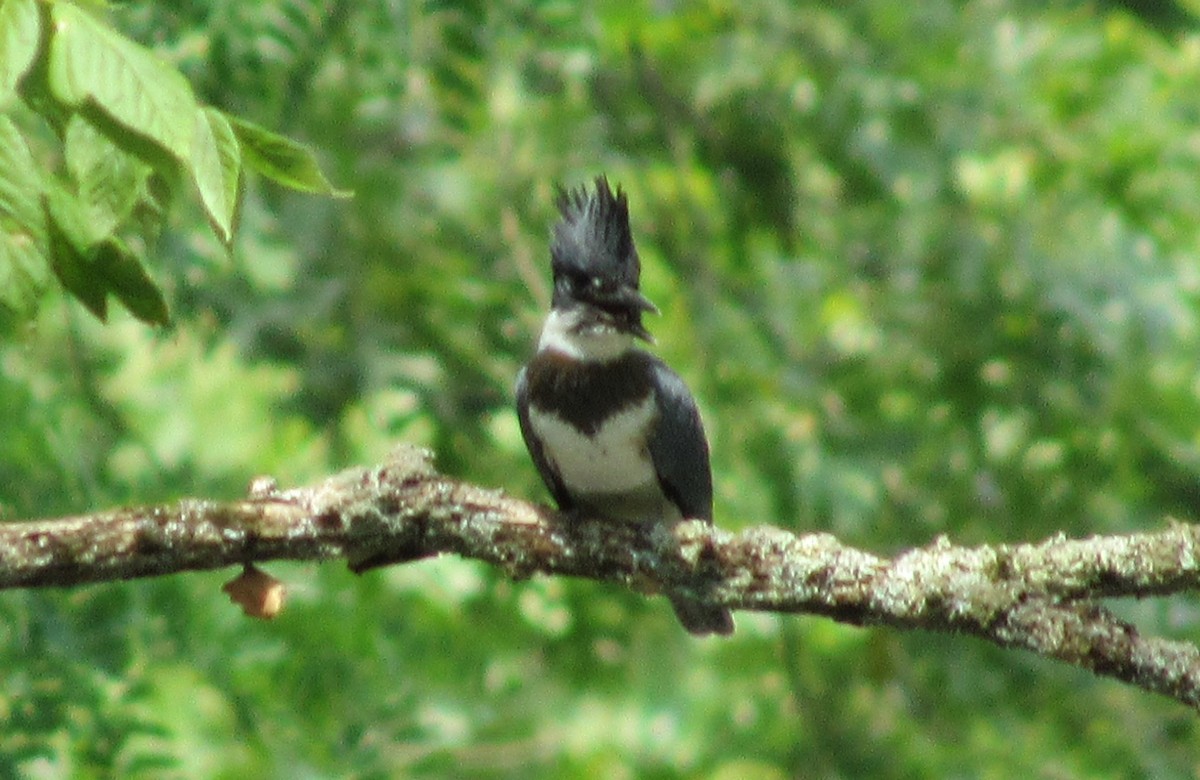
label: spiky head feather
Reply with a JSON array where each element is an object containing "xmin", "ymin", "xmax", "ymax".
[{"xmin": 551, "ymin": 176, "xmax": 642, "ymax": 302}]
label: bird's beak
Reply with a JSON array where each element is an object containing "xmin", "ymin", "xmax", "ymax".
[
  {"xmin": 629, "ymin": 321, "xmax": 656, "ymax": 344},
  {"xmin": 609, "ymin": 286, "xmax": 659, "ymax": 316},
  {"xmin": 608, "ymin": 286, "xmax": 657, "ymax": 343}
]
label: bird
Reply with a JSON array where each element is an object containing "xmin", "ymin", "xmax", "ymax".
[{"xmin": 515, "ymin": 176, "xmax": 734, "ymax": 637}]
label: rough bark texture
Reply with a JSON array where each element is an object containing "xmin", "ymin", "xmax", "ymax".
[{"xmin": 2, "ymin": 445, "xmax": 1199, "ymax": 709}]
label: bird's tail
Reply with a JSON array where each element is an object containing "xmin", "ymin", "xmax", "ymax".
[{"xmin": 670, "ymin": 596, "xmax": 734, "ymax": 637}]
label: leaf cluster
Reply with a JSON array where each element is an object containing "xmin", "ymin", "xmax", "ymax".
[{"xmin": 0, "ymin": 0, "xmax": 342, "ymax": 331}]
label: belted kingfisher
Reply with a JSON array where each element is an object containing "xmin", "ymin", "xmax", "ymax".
[{"xmin": 515, "ymin": 177, "xmax": 734, "ymax": 637}]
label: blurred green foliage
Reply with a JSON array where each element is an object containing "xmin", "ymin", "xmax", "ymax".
[
  {"xmin": 0, "ymin": 0, "xmax": 343, "ymax": 332},
  {"xmin": 3, "ymin": 0, "xmax": 1200, "ymax": 776}
]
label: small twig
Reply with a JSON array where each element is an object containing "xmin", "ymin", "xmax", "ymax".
[{"xmin": 2, "ymin": 445, "xmax": 1199, "ymax": 709}]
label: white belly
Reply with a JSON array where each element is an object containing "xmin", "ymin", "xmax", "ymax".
[{"xmin": 530, "ymin": 398, "xmax": 657, "ymax": 495}]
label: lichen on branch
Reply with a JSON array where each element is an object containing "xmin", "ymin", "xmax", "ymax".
[{"xmin": 2, "ymin": 445, "xmax": 1199, "ymax": 710}]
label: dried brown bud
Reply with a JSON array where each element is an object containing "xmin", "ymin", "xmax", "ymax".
[{"xmin": 222, "ymin": 564, "xmax": 286, "ymax": 619}]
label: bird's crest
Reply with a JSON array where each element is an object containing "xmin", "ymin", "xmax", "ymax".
[{"xmin": 551, "ymin": 176, "xmax": 641, "ymax": 290}]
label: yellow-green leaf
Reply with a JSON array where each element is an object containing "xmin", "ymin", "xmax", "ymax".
[
  {"xmin": 65, "ymin": 115, "xmax": 152, "ymax": 237},
  {"xmin": 48, "ymin": 3, "xmax": 197, "ymax": 165},
  {"xmin": 191, "ymin": 108, "xmax": 241, "ymax": 243},
  {"xmin": 0, "ymin": 114, "xmax": 50, "ymax": 323},
  {"xmin": 0, "ymin": 0, "xmax": 39, "ymax": 103}
]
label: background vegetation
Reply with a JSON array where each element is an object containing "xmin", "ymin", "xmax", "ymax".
[{"xmin": 3, "ymin": 0, "xmax": 1200, "ymax": 776}]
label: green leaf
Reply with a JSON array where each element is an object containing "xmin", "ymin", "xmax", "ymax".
[
  {"xmin": 0, "ymin": 0, "xmax": 39, "ymax": 103},
  {"xmin": 95, "ymin": 236, "xmax": 169, "ymax": 326},
  {"xmin": 225, "ymin": 114, "xmax": 349, "ymax": 196},
  {"xmin": 65, "ymin": 115, "xmax": 152, "ymax": 237},
  {"xmin": 43, "ymin": 180, "xmax": 106, "ymax": 320},
  {"xmin": 47, "ymin": 3, "xmax": 197, "ymax": 165},
  {"xmin": 43, "ymin": 176, "xmax": 169, "ymax": 326},
  {"xmin": 0, "ymin": 229, "xmax": 45, "ymax": 328},
  {"xmin": 191, "ymin": 108, "xmax": 241, "ymax": 243},
  {"xmin": 0, "ymin": 113, "xmax": 50, "ymax": 324}
]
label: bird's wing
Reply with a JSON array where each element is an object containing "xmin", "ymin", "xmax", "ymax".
[
  {"xmin": 646, "ymin": 357, "xmax": 713, "ymax": 522},
  {"xmin": 515, "ymin": 366, "xmax": 574, "ymax": 511}
]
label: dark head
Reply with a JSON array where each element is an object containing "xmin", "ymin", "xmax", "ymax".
[{"xmin": 550, "ymin": 177, "xmax": 658, "ymax": 340}]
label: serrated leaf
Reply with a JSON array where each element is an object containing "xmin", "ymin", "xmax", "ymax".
[
  {"xmin": 225, "ymin": 114, "xmax": 350, "ymax": 197},
  {"xmin": 0, "ymin": 0, "xmax": 39, "ymax": 103},
  {"xmin": 191, "ymin": 108, "xmax": 240, "ymax": 243},
  {"xmin": 65, "ymin": 115, "xmax": 151, "ymax": 237},
  {"xmin": 0, "ymin": 114, "xmax": 50, "ymax": 322},
  {"xmin": 95, "ymin": 236, "xmax": 168, "ymax": 326},
  {"xmin": 48, "ymin": 3, "xmax": 196, "ymax": 165}
]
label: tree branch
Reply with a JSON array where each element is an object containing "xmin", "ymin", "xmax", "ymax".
[{"xmin": 3, "ymin": 445, "xmax": 1199, "ymax": 710}]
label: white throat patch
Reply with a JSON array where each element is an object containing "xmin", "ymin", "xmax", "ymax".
[{"xmin": 537, "ymin": 307, "xmax": 636, "ymax": 362}]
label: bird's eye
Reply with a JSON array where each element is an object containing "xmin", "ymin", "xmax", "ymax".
[{"xmin": 591, "ymin": 277, "xmax": 603, "ymax": 289}]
